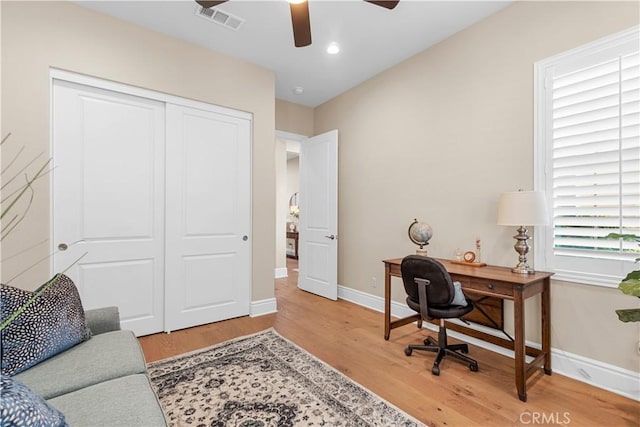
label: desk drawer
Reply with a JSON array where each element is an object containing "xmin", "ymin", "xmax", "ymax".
[
  {"xmin": 450, "ymin": 275, "xmax": 505, "ymax": 329},
  {"xmin": 464, "ymin": 277, "xmax": 514, "ymax": 298}
]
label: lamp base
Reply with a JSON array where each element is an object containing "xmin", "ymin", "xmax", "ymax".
[
  {"xmin": 511, "ymin": 265, "xmax": 535, "ymax": 274},
  {"xmin": 511, "ymin": 225, "xmax": 535, "ymax": 274}
]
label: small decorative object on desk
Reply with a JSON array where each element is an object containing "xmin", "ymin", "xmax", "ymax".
[
  {"xmin": 450, "ymin": 247, "xmax": 487, "ymax": 267},
  {"xmin": 475, "ymin": 238, "xmax": 482, "ymax": 263},
  {"xmin": 408, "ymin": 219, "xmax": 433, "ymax": 256}
]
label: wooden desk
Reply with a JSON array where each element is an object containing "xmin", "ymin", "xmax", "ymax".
[{"xmin": 383, "ymin": 257, "xmax": 553, "ymax": 402}]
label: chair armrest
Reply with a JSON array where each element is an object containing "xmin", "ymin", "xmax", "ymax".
[{"xmin": 84, "ymin": 306, "xmax": 121, "ymax": 335}]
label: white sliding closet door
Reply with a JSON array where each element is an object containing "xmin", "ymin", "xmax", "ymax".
[
  {"xmin": 52, "ymin": 80, "xmax": 166, "ymax": 336},
  {"xmin": 52, "ymin": 75, "xmax": 252, "ymax": 336},
  {"xmin": 164, "ymin": 104, "xmax": 251, "ymax": 332}
]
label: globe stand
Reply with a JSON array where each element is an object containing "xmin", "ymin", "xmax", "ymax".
[{"xmin": 416, "ymin": 246, "xmax": 428, "ymax": 257}]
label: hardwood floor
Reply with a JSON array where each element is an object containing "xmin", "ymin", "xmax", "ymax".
[{"xmin": 139, "ymin": 258, "xmax": 638, "ymax": 426}]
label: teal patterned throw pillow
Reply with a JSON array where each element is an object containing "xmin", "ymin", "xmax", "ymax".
[
  {"xmin": 1, "ymin": 275, "xmax": 92, "ymax": 376},
  {"xmin": 0, "ymin": 374, "xmax": 68, "ymax": 427}
]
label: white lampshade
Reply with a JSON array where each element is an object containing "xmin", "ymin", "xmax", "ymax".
[{"xmin": 497, "ymin": 191, "xmax": 549, "ymax": 226}]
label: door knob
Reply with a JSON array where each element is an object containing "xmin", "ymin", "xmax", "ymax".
[
  {"xmin": 243, "ymin": 235, "xmax": 248, "ymax": 241},
  {"xmin": 56, "ymin": 239, "xmax": 84, "ymax": 251},
  {"xmin": 324, "ymin": 235, "xmax": 336, "ymax": 240}
]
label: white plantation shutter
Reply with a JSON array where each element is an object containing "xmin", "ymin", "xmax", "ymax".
[
  {"xmin": 552, "ymin": 52, "xmax": 640, "ymax": 255},
  {"xmin": 535, "ymin": 27, "xmax": 640, "ymax": 287}
]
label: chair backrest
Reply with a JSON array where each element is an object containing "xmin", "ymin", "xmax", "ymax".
[{"xmin": 401, "ymin": 256, "xmax": 454, "ymax": 308}]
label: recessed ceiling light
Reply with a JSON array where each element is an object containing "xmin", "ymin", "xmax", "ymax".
[
  {"xmin": 327, "ymin": 42, "xmax": 340, "ymax": 55},
  {"xmin": 293, "ymin": 86, "xmax": 304, "ymax": 95}
]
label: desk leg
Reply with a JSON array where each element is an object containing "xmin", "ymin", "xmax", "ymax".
[
  {"xmin": 384, "ymin": 264, "xmax": 391, "ymax": 340},
  {"xmin": 514, "ymin": 291, "xmax": 527, "ymax": 402},
  {"xmin": 384, "ymin": 262, "xmax": 422, "ymax": 340},
  {"xmin": 542, "ymin": 278, "xmax": 552, "ymax": 375}
]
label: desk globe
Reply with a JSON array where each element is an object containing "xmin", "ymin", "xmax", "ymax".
[{"xmin": 408, "ymin": 219, "xmax": 433, "ymax": 256}]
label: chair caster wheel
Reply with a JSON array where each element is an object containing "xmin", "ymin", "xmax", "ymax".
[
  {"xmin": 432, "ymin": 366, "xmax": 440, "ymax": 376},
  {"xmin": 405, "ymin": 348, "xmax": 412, "ymax": 356},
  {"xmin": 470, "ymin": 364, "xmax": 479, "ymax": 372}
]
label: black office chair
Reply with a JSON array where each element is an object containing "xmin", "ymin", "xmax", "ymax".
[{"xmin": 401, "ymin": 255, "xmax": 479, "ymax": 375}]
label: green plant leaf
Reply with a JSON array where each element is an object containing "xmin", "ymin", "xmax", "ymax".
[
  {"xmin": 615, "ymin": 308, "xmax": 640, "ymax": 323},
  {"xmin": 606, "ymin": 232, "xmax": 640, "ymax": 242},
  {"xmin": 619, "ymin": 270, "xmax": 640, "ymax": 297}
]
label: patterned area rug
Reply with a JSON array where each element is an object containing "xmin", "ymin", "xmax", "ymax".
[{"xmin": 148, "ymin": 329, "xmax": 425, "ymax": 426}]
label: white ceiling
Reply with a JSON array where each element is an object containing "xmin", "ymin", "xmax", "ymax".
[{"xmin": 76, "ymin": 0, "xmax": 512, "ymax": 107}]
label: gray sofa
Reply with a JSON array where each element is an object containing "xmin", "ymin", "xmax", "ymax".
[{"xmin": 14, "ymin": 307, "xmax": 167, "ymax": 426}]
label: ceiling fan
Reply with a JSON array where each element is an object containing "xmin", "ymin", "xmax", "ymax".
[{"xmin": 195, "ymin": 0, "xmax": 399, "ymax": 48}]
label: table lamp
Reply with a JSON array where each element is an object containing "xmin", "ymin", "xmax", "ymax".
[{"xmin": 497, "ymin": 190, "xmax": 548, "ymax": 274}]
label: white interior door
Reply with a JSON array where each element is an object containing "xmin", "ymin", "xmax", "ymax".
[
  {"xmin": 164, "ymin": 104, "xmax": 251, "ymax": 332},
  {"xmin": 52, "ymin": 80, "xmax": 165, "ymax": 336},
  {"xmin": 298, "ymin": 130, "xmax": 338, "ymax": 300}
]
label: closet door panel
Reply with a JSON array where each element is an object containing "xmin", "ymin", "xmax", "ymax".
[
  {"xmin": 81, "ymin": 99, "xmax": 155, "ymax": 239},
  {"xmin": 183, "ymin": 254, "xmax": 235, "ymax": 307},
  {"xmin": 79, "ymin": 260, "xmax": 156, "ymax": 320},
  {"xmin": 183, "ymin": 117, "xmax": 237, "ymax": 236},
  {"xmin": 52, "ymin": 80, "xmax": 166, "ymax": 336},
  {"xmin": 165, "ymin": 104, "xmax": 251, "ymax": 332}
]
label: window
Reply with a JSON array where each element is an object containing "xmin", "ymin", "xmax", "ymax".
[{"xmin": 535, "ymin": 27, "xmax": 639, "ymax": 287}]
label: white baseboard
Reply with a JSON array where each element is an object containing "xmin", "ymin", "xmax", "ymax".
[
  {"xmin": 551, "ymin": 348, "xmax": 639, "ymax": 401},
  {"xmin": 337, "ymin": 284, "xmax": 639, "ymax": 401},
  {"xmin": 250, "ymin": 298, "xmax": 277, "ymax": 317},
  {"xmin": 274, "ymin": 267, "xmax": 288, "ymax": 279}
]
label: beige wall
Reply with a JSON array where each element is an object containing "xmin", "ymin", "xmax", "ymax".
[
  {"xmin": 287, "ymin": 157, "xmax": 300, "ymax": 206},
  {"xmin": 274, "ymin": 153, "xmax": 302, "ymax": 270},
  {"xmin": 275, "ymin": 99, "xmax": 314, "ymax": 137},
  {"xmin": 1, "ymin": 1, "xmax": 276, "ymax": 301},
  {"xmin": 275, "ymin": 152, "xmax": 300, "ymax": 274},
  {"xmin": 275, "ymin": 151, "xmax": 301, "ymax": 270},
  {"xmin": 314, "ymin": 1, "xmax": 640, "ymax": 372},
  {"xmin": 275, "ymin": 139, "xmax": 288, "ymax": 271}
]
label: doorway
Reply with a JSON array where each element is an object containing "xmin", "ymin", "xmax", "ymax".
[
  {"xmin": 274, "ymin": 130, "xmax": 338, "ymax": 300},
  {"xmin": 275, "ymin": 132, "xmax": 304, "ymax": 279},
  {"xmin": 286, "ymin": 144, "xmax": 300, "ymax": 265}
]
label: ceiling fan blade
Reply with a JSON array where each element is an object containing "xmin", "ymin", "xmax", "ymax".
[
  {"xmin": 195, "ymin": 0, "xmax": 228, "ymax": 9},
  {"xmin": 364, "ymin": 1, "xmax": 399, "ymax": 10},
  {"xmin": 290, "ymin": 1, "xmax": 312, "ymax": 48}
]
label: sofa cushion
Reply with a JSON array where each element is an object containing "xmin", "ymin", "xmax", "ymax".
[
  {"xmin": 0, "ymin": 374, "xmax": 68, "ymax": 427},
  {"xmin": 48, "ymin": 374, "xmax": 167, "ymax": 427},
  {"xmin": 1, "ymin": 274, "xmax": 92, "ymax": 376},
  {"xmin": 14, "ymin": 330, "xmax": 146, "ymax": 400}
]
